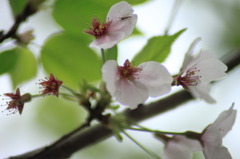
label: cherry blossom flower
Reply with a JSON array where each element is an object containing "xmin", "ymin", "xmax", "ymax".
[
  {"xmin": 84, "ymin": 1, "xmax": 137, "ymax": 49},
  {"xmin": 201, "ymin": 105, "xmax": 236, "ymax": 159},
  {"xmin": 4, "ymin": 88, "xmax": 31, "ymax": 115},
  {"xmin": 102, "ymin": 59, "xmax": 172, "ymax": 109},
  {"xmin": 39, "ymin": 74, "xmax": 63, "ymax": 97},
  {"xmin": 160, "ymin": 105, "xmax": 236, "ymax": 159},
  {"xmin": 174, "ymin": 38, "xmax": 228, "ymax": 103}
]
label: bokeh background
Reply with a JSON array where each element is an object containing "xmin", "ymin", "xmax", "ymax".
[{"xmin": 0, "ymin": 0, "xmax": 239, "ymax": 158}]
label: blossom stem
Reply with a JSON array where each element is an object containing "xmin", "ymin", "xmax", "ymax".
[
  {"xmin": 61, "ymin": 85, "xmax": 78, "ymax": 96},
  {"xmin": 127, "ymin": 126, "xmax": 185, "ymax": 136},
  {"xmin": 31, "ymin": 94, "xmax": 43, "ymax": 98},
  {"xmin": 164, "ymin": 0, "xmax": 183, "ymax": 35},
  {"xmin": 122, "ymin": 130, "xmax": 161, "ymax": 159},
  {"xmin": 101, "ymin": 48, "xmax": 106, "ymax": 63}
]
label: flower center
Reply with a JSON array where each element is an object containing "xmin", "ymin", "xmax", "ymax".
[
  {"xmin": 177, "ymin": 67, "xmax": 201, "ymax": 87},
  {"xmin": 84, "ymin": 18, "xmax": 111, "ymax": 38},
  {"xmin": 118, "ymin": 60, "xmax": 142, "ymax": 80}
]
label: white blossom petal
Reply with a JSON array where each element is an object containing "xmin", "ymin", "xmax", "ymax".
[
  {"xmin": 137, "ymin": 61, "xmax": 172, "ymax": 97},
  {"xmin": 163, "ymin": 135, "xmax": 202, "ymax": 159},
  {"xmin": 101, "ymin": 60, "xmax": 119, "ymax": 96},
  {"xmin": 203, "ymin": 145, "xmax": 232, "ymax": 159},
  {"xmin": 188, "ymin": 84, "xmax": 216, "ymax": 103},
  {"xmin": 115, "ymin": 79, "xmax": 148, "ymax": 109},
  {"xmin": 211, "ymin": 105, "xmax": 237, "ymax": 137}
]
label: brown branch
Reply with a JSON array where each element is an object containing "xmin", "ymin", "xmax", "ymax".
[
  {"xmin": 8, "ymin": 50, "xmax": 240, "ymax": 159},
  {"xmin": 0, "ymin": 1, "xmax": 42, "ymax": 43}
]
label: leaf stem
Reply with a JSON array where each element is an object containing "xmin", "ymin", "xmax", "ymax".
[
  {"xmin": 122, "ymin": 130, "xmax": 161, "ymax": 159},
  {"xmin": 101, "ymin": 48, "xmax": 106, "ymax": 64}
]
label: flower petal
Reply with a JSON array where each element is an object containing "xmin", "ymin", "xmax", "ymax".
[
  {"xmin": 137, "ymin": 61, "xmax": 172, "ymax": 97},
  {"xmin": 203, "ymin": 145, "xmax": 232, "ymax": 159},
  {"xmin": 211, "ymin": 105, "xmax": 237, "ymax": 137},
  {"xmin": 188, "ymin": 84, "xmax": 216, "ymax": 103},
  {"xmin": 101, "ymin": 60, "xmax": 119, "ymax": 96},
  {"xmin": 107, "ymin": 1, "xmax": 137, "ymax": 40},
  {"xmin": 115, "ymin": 79, "xmax": 148, "ymax": 109},
  {"xmin": 163, "ymin": 135, "xmax": 202, "ymax": 159}
]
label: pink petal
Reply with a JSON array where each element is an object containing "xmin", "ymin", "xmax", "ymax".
[
  {"xmin": 188, "ymin": 84, "xmax": 216, "ymax": 103},
  {"xmin": 163, "ymin": 135, "xmax": 201, "ymax": 159},
  {"xmin": 115, "ymin": 79, "xmax": 148, "ymax": 109},
  {"xmin": 181, "ymin": 38, "xmax": 201, "ymax": 70},
  {"xmin": 137, "ymin": 61, "xmax": 172, "ymax": 97},
  {"xmin": 101, "ymin": 60, "xmax": 119, "ymax": 96},
  {"xmin": 211, "ymin": 105, "xmax": 237, "ymax": 137}
]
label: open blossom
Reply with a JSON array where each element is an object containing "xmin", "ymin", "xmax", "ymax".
[
  {"xmin": 161, "ymin": 105, "xmax": 236, "ymax": 159},
  {"xmin": 39, "ymin": 74, "xmax": 63, "ymax": 97},
  {"xmin": 84, "ymin": 1, "xmax": 137, "ymax": 49},
  {"xmin": 102, "ymin": 59, "xmax": 172, "ymax": 109},
  {"xmin": 201, "ymin": 105, "xmax": 236, "ymax": 159},
  {"xmin": 174, "ymin": 38, "xmax": 228, "ymax": 103},
  {"xmin": 4, "ymin": 88, "xmax": 31, "ymax": 115}
]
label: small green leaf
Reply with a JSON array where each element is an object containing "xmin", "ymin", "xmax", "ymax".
[
  {"xmin": 8, "ymin": 0, "xmax": 27, "ymax": 18},
  {"xmin": 10, "ymin": 47, "xmax": 37, "ymax": 88},
  {"xmin": 105, "ymin": 45, "xmax": 118, "ymax": 61},
  {"xmin": 41, "ymin": 32, "xmax": 101, "ymax": 88},
  {"xmin": 0, "ymin": 49, "xmax": 18, "ymax": 75},
  {"xmin": 132, "ymin": 29, "xmax": 186, "ymax": 65}
]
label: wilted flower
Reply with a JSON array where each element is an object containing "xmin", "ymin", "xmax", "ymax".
[
  {"xmin": 174, "ymin": 38, "xmax": 228, "ymax": 103},
  {"xmin": 39, "ymin": 74, "xmax": 63, "ymax": 97},
  {"xmin": 160, "ymin": 105, "xmax": 236, "ymax": 159},
  {"xmin": 84, "ymin": 1, "xmax": 137, "ymax": 49},
  {"xmin": 4, "ymin": 88, "xmax": 31, "ymax": 115},
  {"xmin": 102, "ymin": 59, "xmax": 172, "ymax": 109}
]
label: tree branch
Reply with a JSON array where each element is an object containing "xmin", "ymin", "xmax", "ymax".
[{"xmin": 8, "ymin": 50, "xmax": 240, "ymax": 159}]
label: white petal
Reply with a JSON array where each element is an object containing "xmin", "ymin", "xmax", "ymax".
[
  {"xmin": 137, "ymin": 61, "xmax": 172, "ymax": 97},
  {"xmin": 163, "ymin": 135, "xmax": 201, "ymax": 159},
  {"xmin": 181, "ymin": 37, "xmax": 201, "ymax": 70},
  {"xmin": 211, "ymin": 105, "xmax": 237, "ymax": 137},
  {"xmin": 107, "ymin": 1, "xmax": 137, "ymax": 39},
  {"xmin": 101, "ymin": 60, "xmax": 118, "ymax": 96},
  {"xmin": 188, "ymin": 84, "xmax": 216, "ymax": 103},
  {"xmin": 202, "ymin": 125, "xmax": 222, "ymax": 147},
  {"xmin": 203, "ymin": 145, "xmax": 232, "ymax": 159},
  {"xmin": 115, "ymin": 79, "xmax": 148, "ymax": 109},
  {"xmin": 196, "ymin": 51, "xmax": 228, "ymax": 82}
]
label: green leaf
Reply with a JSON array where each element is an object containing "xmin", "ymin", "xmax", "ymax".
[
  {"xmin": 8, "ymin": 0, "xmax": 27, "ymax": 18},
  {"xmin": 35, "ymin": 96, "xmax": 86, "ymax": 135},
  {"xmin": 10, "ymin": 47, "xmax": 37, "ymax": 88},
  {"xmin": 132, "ymin": 29, "xmax": 186, "ymax": 65},
  {"xmin": 53, "ymin": 0, "xmax": 148, "ymax": 36},
  {"xmin": 105, "ymin": 45, "xmax": 118, "ymax": 61},
  {"xmin": 0, "ymin": 49, "xmax": 18, "ymax": 75},
  {"xmin": 40, "ymin": 32, "xmax": 101, "ymax": 88}
]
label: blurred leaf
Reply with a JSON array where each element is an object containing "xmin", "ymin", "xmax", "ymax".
[
  {"xmin": 40, "ymin": 32, "xmax": 101, "ymax": 88},
  {"xmin": 53, "ymin": 0, "xmax": 147, "ymax": 37},
  {"xmin": 132, "ymin": 29, "xmax": 186, "ymax": 65},
  {"xmin": 105, "ymin": 45, "xmax": 118, "ymax": 61},
  {"xmin": 10, "ymin": 47, "xmax": 37, "ymax": 88},
  {"xmin": 132, "ymin": 27, "xmax": 143, "ymax": 35},
  {"xmin": 8, "ymin": 0, "xmax": 27, "ymax": 18},
  {"xmin": 0, "ymin": 49, "xmax": 18, "ymax": 75},
  {"xmin": 35, "ymin": 96, "xmax": 86, "ymax": 135}
]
